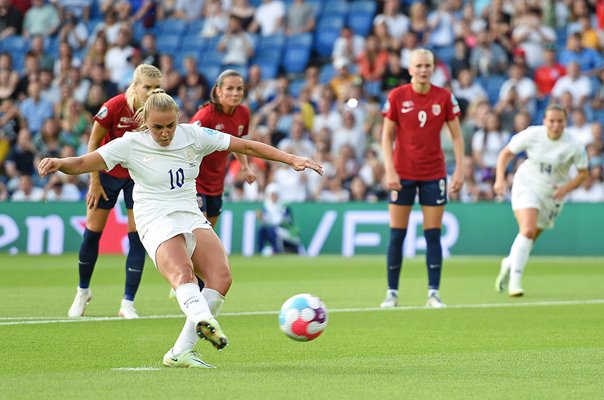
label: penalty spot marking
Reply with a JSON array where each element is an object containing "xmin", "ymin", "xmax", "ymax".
[{"xmin": 1, "ymin": 298, "xmax": 603, "ymax": 326}]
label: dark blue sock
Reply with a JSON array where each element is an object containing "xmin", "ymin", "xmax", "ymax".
[
  {"xmin": 424, "ymin": 228, "xmax": 443, "ymax": 290},
  {"xmin": 78, "ymin": 229, "xmax": 102, "ymax": 289},
  {"xmin": 196, "ymin": 275, "xmax": 205, "ymax": 292},
  {"xmin": 387, "ymin": 228, "xmax": 407, "ymax": 290},
  {"xmin": 124, "ymin": 231, "xmax": 146, "ymax": 301}
]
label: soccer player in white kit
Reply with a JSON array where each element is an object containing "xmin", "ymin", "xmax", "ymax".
[
  {"xmin": 493, "ymin": 104, "xmax": 588, "ymax": 296},
  {"xmin": 38, "ymin": 89, "xmax": 324, "ymax": 368}
]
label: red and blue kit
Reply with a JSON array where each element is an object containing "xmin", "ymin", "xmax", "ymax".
[
  {"xmin": 190, "ymin": 104, "xmax": 250, "ymax": 195},
  {"xmin": 94, "ymin": 94, "xmax": 138, "ymax": 179},
  {"xmin": 383, "ymin": 84, "xmax": 460, "ymax": 180}
]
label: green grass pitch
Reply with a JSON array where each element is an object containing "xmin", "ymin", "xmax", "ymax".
[{"xmin": 1, "ymin": 254, "xmax": 603, "ymax": 400}]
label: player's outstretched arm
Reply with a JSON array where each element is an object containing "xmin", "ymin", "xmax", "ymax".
[
  {"xmin": 38, "ymin": 152, "xmax": 108, "ymax": 178},
  {"xmin": 228, "ymin": 136, "xmax": 324, "ymax": 175}
]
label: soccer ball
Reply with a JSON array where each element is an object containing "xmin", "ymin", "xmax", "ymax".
[{"xmin": 278, "ymin": 293, "xmax": 328, "ymax": 341}]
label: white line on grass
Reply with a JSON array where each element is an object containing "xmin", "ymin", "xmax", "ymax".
[
  {"xmin": 111, "ymin": 367, "xmax": 162, "ymax": 371},
  {"xmin": 1, "ymin": 298, "xmax": 603, "ymax": 326}
]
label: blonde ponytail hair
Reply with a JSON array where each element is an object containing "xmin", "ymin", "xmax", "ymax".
[
  {"xmin": 134, "ymin": 89, "xmax": 179, "ymax": 130},
  {"xmin": 125, "ymin": 64, "xmax": 162, "ymax": 110}
]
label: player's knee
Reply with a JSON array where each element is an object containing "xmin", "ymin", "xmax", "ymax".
[
  {"xmin": 172, "ymin": 267, "xmax": 197, "ymax": 287},
  {"xmin": 519, "ymin": 228, "xmax": 537, "ymax": 239}
]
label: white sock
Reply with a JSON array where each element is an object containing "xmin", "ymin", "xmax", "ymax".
[
  {"xmin": 500, "ymin": 257, "xmax": 510, "ymax": 274},
  {"xmin": 174, "ymin": 283, "xmax": 213, "ymax": 323},
  {"xmin": 202, "ymin": 288, "xmax": 225, "ymax": 317},
  {"xmin": 120, "ymin": 299, "xmax": 134, "ymax": 307},
  {"xmin": 77, "ymin": 287, "xmax": 90, "ymax": 295},
  {"xmin": 508, "ymin": 234, "xmax": 533, "ymax": 290},
  {"xmin": 428, "ymin": 289, "xmax": 439, "ymax": 297},
  {"xmin": 172, "ymin": 318, "xmax": 198, "ymax": 355}
]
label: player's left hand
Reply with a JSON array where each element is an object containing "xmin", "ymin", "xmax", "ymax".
[
  {"xmin": 242, "ymin": 168, "xmax": 257, "ymax": 184},
  {"xmin": 290, "ymin": 156, "xmax": 324, "ymax": 175},
  {"xmin": 450, "ymin": 168, "xmax": 464, "ymax": 193},
  {"xmin": 552, "ymin": 186, "xmax": 567, "ymax": 201}
]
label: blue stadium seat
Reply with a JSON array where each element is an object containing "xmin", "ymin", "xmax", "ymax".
[
  {"xmin": 201, "ymin": 48, "xmax": 224, "ymax": 65},
  {"xmin": 186, "ymin": 19, "xmax": 205, "ymax": 36},
  {"xmin": 222, "ymin": 64, "xmax": 248, "ymax": 80},
  {"xmin": 282, "ymin": 46, "xmax": 311, "ymax": 74},
  {"xmin": 286, "ymin": 33, "xmax": 313, "ymax": 48},
  {"xmin": 156, "ymin": 34, "xmax": 182, "ymax": 54},
  {"xmin": 289, "ymin": 78, "xmax": 307, "ymax": 97},
  {"xmin": 347, "ymin": 11, "xmax": 374, "ymax": 36},
  {"xmin": 258, "ymin": 33, "xmax": 286, "ymax": 52},
  {"xmin": 305, "ymin": 0, "xmax": 323, "ymax": 17},
  {"xmin": 156, "ymin": 18, "xmax": 187, "ymax": 36},
  {"xmin": 0, "ymin": 36, "xmax": 29, "ymax": 54},
  {"xmin": 316, "ymin": 13, "xmax": 346, "ymax": 31},
  {"xmin": 432, "ymin": 46, "xmax": 455, "ymax": 65},
  {"xmin": 253, "ymin": 47, "xmax": 282, "ymax": 64},
  {"xmin": 180, "ymin": 37, "xmax": 207, "ymax": 55},
  {"xmin": 199, "ymin": 64, "xmax": 221, "ymax": 83},
  {"xmin": 314, "ymin": 27, "xmax": 340, "ymax": 57},
  {"xmin": 254, "ymin": 59, "xmax": 280, "ymax": 80},
  {"xmin": 323, "ymin": 2, "xmax": 349, "ymax": 16},
  {"xmin": 484, "ymin": 75, "xmax": 507, "ymax": 105},
  {"xmin": 319, "ymin": 63, "xmax": 335, "ymax": 84}
]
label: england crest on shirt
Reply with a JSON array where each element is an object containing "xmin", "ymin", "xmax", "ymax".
[
  {"xmin": 432, "ymin": 104, "xmax": 441, "ymax": 116},
  {"xmin": 96, "ymin": 106, "xmax": 108, "ymax": 119},
  {"xmin": 215, "ymin": 124, "xmax": 224, "ymax": 131}
]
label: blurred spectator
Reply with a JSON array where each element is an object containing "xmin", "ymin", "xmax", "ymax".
[
  {"xmin": 511, "ymin": 6, "xmax": 555, "ymax": 69},
  {"xmin": 511, "ymin": 109, "xmax": 531, "ymax": 135},
  {"xmin": 450, "ymin": 38, "xmax": 470, "ymax": 79},
  {"xmin": 533, "ymin": 44, "xmax": 566, "ymax": 100},
  {"xmin": 89, "ymin": 8, "xmax": 122, "ymax": 46},
  {"xmin": 381, "ymin": 49, "xmax": 410, "ymax": 93},
  {"xmin": 373, "ymin": 19, "xmax": 397, "ymax": 52},
  {"xmin": 574, "ymin": 15, "xmax": 602, "ymax": 51},
  {"xmin": 285, "ymin": 0, "xmax": 315, "ymax": 36},
  {"xmin": 329, "ymin": 57, "xmax": 360, "ymax": 102},
  {"xmin": 124, "ymin": 0, "xmax": 157, "ymax": 28},
  {"xmin": 59, "ymin": 11, "xmax": 89, "ymax": 51},
  {"xmin": 11, "ymin": 174, "xmax": 44, "ymax": 201},
  {"xmin": 39, "ymin": 69, "xmax": 61, "ymax": 104},
  {"xmin": 4, "ymin": 128, "xmax": 35, "ymax": 191},
  {"xmin": 0, "ymin": 181, "xmax": 7, "ymax": 201},
  {"xmin": 248, "ymin": 0, "xmax": 285, "ymax": 36},
  {"xmin": 159, "ymin": 54, "xmax": 182, "ymax": 97},
  {"xmin": 43, "ymin": 173, "xmax": 81, "ymax": 201},
  {"xmin": 331, "ymin": 109, "xmax": 365, "ymax": 161},
  {"xmin": 29, "ymin": 35, "xmax": 54, "ymax": 71},
  {"xmin": 0, "ymin": 67, "xmax": 18, "ymax": 102},
  {"xmin": 104, "ymin": 27, "xmax": 134, "ymax": 84},
  {"xmin": 85, "ymin": 33, "xmax": 110, "ymax": 67},
  {"xmin": 171, "ymin": 0, "xmax": 204, "ymax": 22},
  {"xmin": 569, "ymin": 160, "xmax": 604, "ymax": 202},
  {"xmin": 357, "ymin": 35, "xmax": 389, "ymax": 84},
  {"xmin": 55, "ymin": 0, "xmax": 92, "ymax": 21},
  {"xmin": 408, "ymin": 1, "xmax": 430, "ymax": 45},
  {"xmin": 566, "ymin": 108, "xmax": 594, "ymax": 146},
  {"xmin": 373, "ymin": 0, "xmax": 409, "ymax": 41},
  {"xmin": 231, "ymin": 0, "xmax": 256, "ymax": 31},
  {"xmin": 494, "ymin": 86, "xmax": 523, "ymax": 134},
  {"xmin": 33, "ymin": 117, "xmax": 65, "ymax": 159},
  {"xmin": 332, "ymin": 26, "xmax": 365, "ymax": 66},
  {"xmin": 0, "ymin": 99, "xmax": 21, "ymax": 141},
  {"xmin": 218, "ymin": 15, "xmax": 255, "ymax": 66},
  {"xmin": 312, "ymin": 95, "xmax": 341, "ymax": 137},
  {"xmin": 498, "ymin": 64, "xmax": 537, "ymax": 114},
  {"xmin": 22, "ymin": 0, "xmax": 60, "ymax": 38},
  {"xmin": 200, "ymin": 0, "xmax": 228, "ymax": 37},
  {"xmin": 83, "ymin": 83, "xmax": 107, "ymax": 115},
  {"xmin": 0, "ymin": 0, "xmax": 23, "ymax": 39},
  {"xmin": 87, "ymin": 63, "xmax": 118, "ymax": 99},
  {"xmin": 140, "ymin": 33, "xmax": 160, "ymax": 68},
  {"xmin": 318, "ymin": 175, "xmax": 350, "ymax": 202},
  {"xmin": 177, "ymin": 55, "xmax": 209, "ymax": 117},
  {"xmin": 452, "ymin": 68, "xmax": 487, "ymax": 104},
  {"xmin": 469, "ymin": 27, "xmax": 508, "ymax": 77},
  {"xmin": 277, "ymin": 114, "xmax": 315, "ymax": 158},
  {"xmin": 558, "ymin": 31, "xmax": 604, "ymax": 76},
  {"xmin": 472, "ymin": 110, "xmax": 510, "ymax": 188},
  {"xmin": 427, "ymin": 0, "xmax": 456, "ymax": 49},
  {"xmin": 19, "ymin": 80, "xmax": 54, "ymax": 135},
  {"xmin": 271, "ymin": 152, "xmax": 308, "ymax": 203},
  {"xmin": 551, "ymin": 61, "xmax": 592, "ymax": 109}
]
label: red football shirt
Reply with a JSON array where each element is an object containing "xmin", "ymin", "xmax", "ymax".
[
  {"xmin": 534, "ymin": 64, "xmax": 566, "ymax": 96},
  {"xmin": 93, "ymin": 94, "xmax": 138, "ymax": 179},
  {"xmin": 383, "ymin": 84, "xmax": 460, "ymax": 180},
  {"xmin": 190, "ymin": 103, "xmax": 250, "ymax": 195}
]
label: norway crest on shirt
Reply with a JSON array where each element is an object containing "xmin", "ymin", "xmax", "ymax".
[
  {"xmin": 238, "ymin": 125, "xmax": 244, "ymax": 135},
  {"xmin": 432, "ymin": 104, "xmax": 441, "ymax": 116}
]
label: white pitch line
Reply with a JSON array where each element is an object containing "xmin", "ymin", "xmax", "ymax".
[
  {"xmin": 1, "ymin": 299, "xmax": 603, "ymax": 327},
  {"xmin": 111, "ymin": 367, "xmax": 162, "ymax": 371}
]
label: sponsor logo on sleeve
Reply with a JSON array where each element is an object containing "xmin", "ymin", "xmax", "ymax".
[{"xmin": 96, "ymin": 106, "xmax": 108, "ymax": 119}]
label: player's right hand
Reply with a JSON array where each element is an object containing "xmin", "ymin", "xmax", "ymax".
[
  {"xmin": 385, "ymin": 168, "xmax": 402, "ymax": 191},
  {"xmin": 493, "ymin": 179, "xmax": 506, "ymax": 196},
  {"xmin": 38, "ymin": 158, "xmax": 60, "ymax": 177},
  {"xmin": 86, "ymin": 181, "xmax": 109, "ymax": 210}
]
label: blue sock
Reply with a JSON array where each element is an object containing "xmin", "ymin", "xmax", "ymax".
[
  {"xmin": 424, "ymin": 228, "xmax": 443, "ymax": 290},
  {"xmin": 124, "ymin": 232, "xmax": 146, "ymax": 301},
  {"xmin": 78, "ymin": 229, "xmax": 102, "ymax": 289},
  {"xmin": 386, "ymin": 228, "xmax": 407, "ymax": 290},
  {"xmin": 196, "ymin": 275, "xmax": 205, "ymax": 291}
]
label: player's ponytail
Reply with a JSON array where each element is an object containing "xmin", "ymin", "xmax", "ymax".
[
  {"xmin": 134, "ymin": 89, "xmax": 179, "ymax": 131},
  {"xmin": 209, "ymin": 69, "xmax": 244, "ymax": 113}
]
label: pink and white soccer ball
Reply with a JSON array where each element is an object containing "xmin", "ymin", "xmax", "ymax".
[{"xmin": 279, "ymin": 293, "xmax": 328, "ymax": 341}]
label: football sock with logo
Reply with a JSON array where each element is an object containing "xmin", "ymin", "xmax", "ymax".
[
  {"xmin": 508, "ymin": 234, "xmax": 533, "ymax": 289},
  {"xmin": 387, "ymin": 228, "xmax": 407, "ymax": 290},
  {"xmin": 124, "ymin": 232, "xmax": 146, "ymax": 301},
  {"xmin": 78, "ymin": 229, "xmax": 102, "ymax": 289},
  {"xmin": 174, "ymin": 283, "xmax": 213, "ymax": 323},
  {"xmin": 424, "ymin": 228, "xmax": 442, "ymax": 290}
]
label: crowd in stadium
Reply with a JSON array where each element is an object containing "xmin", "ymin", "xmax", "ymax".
[{"xmin": 1, "ymin": 0, "xmax": 604, "ymax": 204}]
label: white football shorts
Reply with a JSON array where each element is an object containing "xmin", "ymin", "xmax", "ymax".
[
  {"xmin": 511, "ymin": 177, "xmax": 563, "ymax": 230},
  {"xmin": 139, "ymin": 211, "xmax": 212, "ymax": 267}
]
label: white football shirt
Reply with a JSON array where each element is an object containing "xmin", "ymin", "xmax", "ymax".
[
  {"xmin": 97, "ymin": 123, "xmax": 231, "ymax": 231},
  {"xmin": 508, "ymin": 125, "xmax": 588, "ymax": 195}
]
